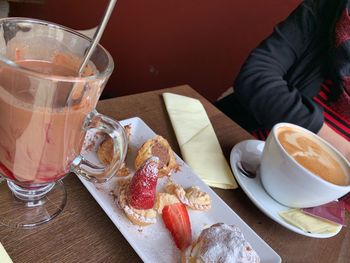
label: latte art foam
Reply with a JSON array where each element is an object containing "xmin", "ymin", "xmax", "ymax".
[{"xmin": 277, "ymin": 127, "xmax": 349, "ymax": 186}]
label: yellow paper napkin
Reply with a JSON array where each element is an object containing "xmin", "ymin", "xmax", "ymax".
[
  {"xmin": 279, "ymin": 209, "xmax": 341, "ymax": 234},
  {"xmin": 0, "ymin": 243, "xmax": 13, "ymax": 263},
  {"xmin": 163, "ymin": 92, "xmax": 237, "ymax": 189}
]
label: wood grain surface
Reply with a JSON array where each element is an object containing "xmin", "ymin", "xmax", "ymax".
[{"xmin": 0, "ymin": 85, "xmax": 348, "ymax": 263}]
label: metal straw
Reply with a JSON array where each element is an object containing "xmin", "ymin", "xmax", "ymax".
[{"xmin": 78, "ymin": 0, "xmax": 117, "ymax": 75}]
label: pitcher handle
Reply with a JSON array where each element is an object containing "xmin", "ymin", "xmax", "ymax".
[{"xmin": 71, "ymin": 110, "xmax": 128, "ymax": 183}]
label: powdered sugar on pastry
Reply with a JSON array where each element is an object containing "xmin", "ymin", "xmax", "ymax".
[
  {"xmin": 165, "ymin": 183, "xmax": 211, "ymax": 211},
  {"xmin": 189, "ymin": 223, "xmax": 260, "ymax": 263},
  {"xmin": 165, "ymin": 182, "xmax": 188, "ymax": 204},
  {"xmin": 155, "ymin": 192, "xmax": 180, "ymax": 214},
  {"xmin": 185, "ymin": 186, "xmax": 211, "ymax": 211},
  {"xmin": 116, "ymin": 180, "xmax": 157, "ymax": 226}
]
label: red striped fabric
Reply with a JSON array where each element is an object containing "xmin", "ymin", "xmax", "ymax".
[
  {"xmin": 251, "ymin": 128, "xmax": 269, "ymax": 141},
  {"xmin": 313, "ymin": 82, "xmax": 350, "ymax": 141},
  {"xmin": 250, "ymin": 82, "xmax": 350, "ymax": 141}
]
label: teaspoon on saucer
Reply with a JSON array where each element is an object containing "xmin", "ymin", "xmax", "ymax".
[{"xmin": 237, "ymin": 161, "xmax": 258, "ymax": 178}]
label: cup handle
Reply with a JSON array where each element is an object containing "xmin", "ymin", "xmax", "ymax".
[{"xmin": 71, "ymin": 110, "xmax": 128, "ymax": 183}]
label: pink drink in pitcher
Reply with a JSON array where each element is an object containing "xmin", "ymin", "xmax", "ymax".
[
  {"xmin": 0, "ymin": 18, "xmax": 127, "ymax": 228},
  {"xmin": 0, "ymin": 59, "xmax": 97, "ymax": 184}
]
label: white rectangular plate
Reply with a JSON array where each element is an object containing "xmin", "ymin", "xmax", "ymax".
[{"xmin": 78, "ymin": 117, "xmax": 281, "ymax": 263}]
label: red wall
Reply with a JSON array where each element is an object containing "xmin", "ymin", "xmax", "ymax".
[{"xmin": 10, "ymin": 0, "xmax": 301, "ymax": 101}]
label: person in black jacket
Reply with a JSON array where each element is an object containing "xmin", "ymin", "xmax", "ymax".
[{"xmin": 216, "ymin": 0, "xmax": 350, "ymax": 160}]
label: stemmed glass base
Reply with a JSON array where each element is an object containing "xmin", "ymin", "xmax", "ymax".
[{"xmin": 0, "ymin": 178, "xmax": 67, "ymax": 229}]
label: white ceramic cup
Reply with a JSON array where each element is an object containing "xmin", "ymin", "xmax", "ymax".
[{"xmin": 260, "ymin": 123, "xmax": 350, "ymax": 208}]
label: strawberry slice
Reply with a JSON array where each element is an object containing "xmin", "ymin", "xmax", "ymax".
[
  {"xmin": 128, "ymin": 157, "xmax": 159, "ymax": 209},
  {"xmin": 162, "ymin": 203, "xmax": 192, "ymax": 250}
]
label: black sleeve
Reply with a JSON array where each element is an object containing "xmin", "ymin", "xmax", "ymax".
[{"xmin": 234, "ymin": 0, "xmax": 324, "ymax": 133}]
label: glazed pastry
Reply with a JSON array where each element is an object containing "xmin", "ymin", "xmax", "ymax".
[
  {"xmin": 98, "ymin": 138, "xmax": 130, "ymax": 176},
  {"xmin": 97, "ymin": 136, "xmax": 114, "ymax": 165},
  {"xmin": 135, "ymin": 135, "xmax": 179, "ymax": 177},
  {"xmin": 97, "ymin": 124, "xmax": 132, "ymax": 165},
  {"xmin": 189, "ymin": 223, "xmax": 260, "ymax": 263},
  {"xmin": 165, "ymin": 183, "xmax": 211, "ymax": 211}
]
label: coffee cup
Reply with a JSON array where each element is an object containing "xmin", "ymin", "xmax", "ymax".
[{"xmin": 260, "ymin": 123, "xmax": 350, "ymax": 208}]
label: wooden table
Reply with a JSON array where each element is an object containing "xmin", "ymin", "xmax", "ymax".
[{"xmin": 0, "ymin": 85, "xmax": 349, "ymax": 262}]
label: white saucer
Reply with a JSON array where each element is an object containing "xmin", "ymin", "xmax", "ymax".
[{"xmin": 230, "ymin": 140, "xmax": 342, "ymax": 238}]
